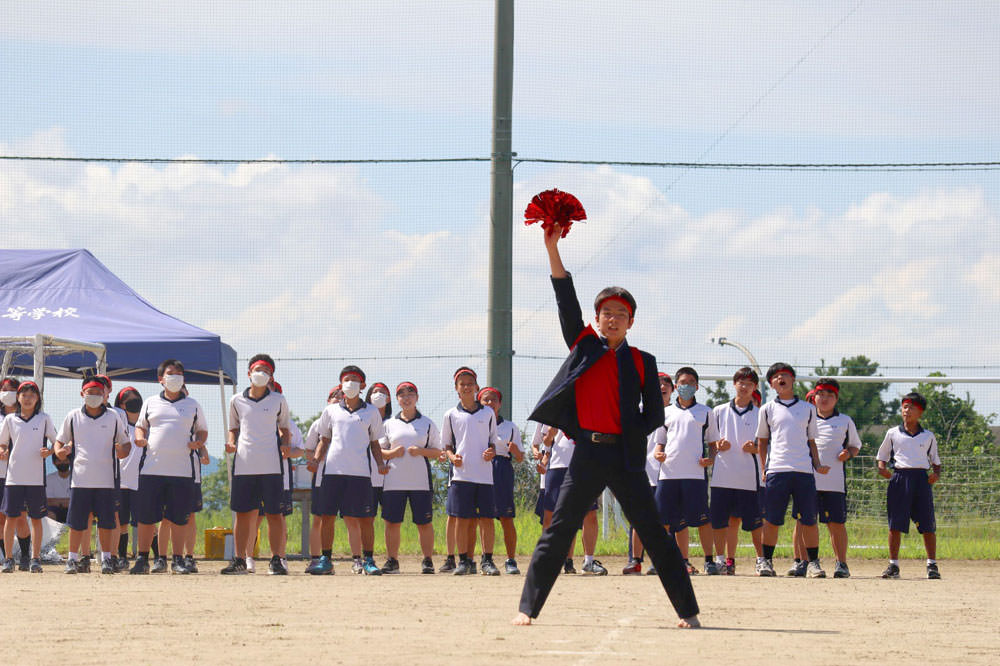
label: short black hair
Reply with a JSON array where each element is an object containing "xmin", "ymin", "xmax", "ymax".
[
  {"xmin": 766, "ymin": 362, "xmax": 796, "ymax": 383},
  {"xmin": 114, "ymin": 387, "xmax": 142, "ymax": 409},
  {"xmin": 157, "ymin": 359, "xmax": 184, "ymax": 378},
  {"xmin": 816, "ymin": 377, "xmax": 840, "ymax": 391},
  {"xmin": 339, "ymin": 365, "xmax": 366, "ymax": 383},
  {"xmin": 675, "ymin": 366, "xmax": 699, "ymax": 383},
  {"xmin": 248, "ymin": 353, "xmax": 276, "ymax": 371},
  {"xmin": 902, "ymin": 391, "xmax": 927, "ymax": 411},
  {"xmin": 658, "ymin": 372, "xmax": 673, "ymax": 388},
  {"xmin": 453, "ymin": 366, "xmax": 477, "ymax": 386},
  {"xmin": 365, "ymin": 383, "xmax": 392, "ymax": 419},
  {"xmin": 733, "ymin": 367, "xmax": 759, "ymax": 384},
  {"xmin": 594, "ymin": 286, "xmax": 637, "ymax": 317}
]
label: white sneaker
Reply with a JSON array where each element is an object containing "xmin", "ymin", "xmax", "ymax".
[
  {"xmin": 806, "ymin": 559, "xmax": 826, "ymax": 578},
  {"xmin": 246, "ymin": 556, "xmax": 255, "ymax": 574},
  {"xmin": 280, "ymin": 558, "xmax": 288, "ymax": 572}
]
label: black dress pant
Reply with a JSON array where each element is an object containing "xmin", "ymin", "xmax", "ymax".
[{"xmin": 519, "ymin": 444, "xmax": 699, "ymax": 619}]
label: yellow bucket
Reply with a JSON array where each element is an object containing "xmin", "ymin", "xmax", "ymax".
[{"xmin": 204, "ymin": 527, "xmax": 231, "ymax": 560}]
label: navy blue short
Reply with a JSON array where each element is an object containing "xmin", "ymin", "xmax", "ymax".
[
  {"xmin": 1, "ymin": 484, "xmax": 48, "ymax": 520},
  {"xmin": 887, "ymin": 469, "xmax": 936, "ymax": 534},
  {"xmin": 190, "ymin": 483, "xmax": 204, "ymax": 513},
  {"xmin": 312, "ymin": 474, "xmax": 372, "ymax": 518},
  {"xmin": 365, "ymin": 486, "xmax": 384, "ymax": 518},
  {"xmin": 231, "ymin": 473, "xmax": 284, "ymax": 514},
  {"xmin": 118, "ymin": 488, "xmax": 135, "ymax": 526},
  {"xmin": 764, "ymin": 471, "xmax": 817, "ymax": 526},
  {"xmin": 47, "ymin": 505, "xmax": 68, "ymax": 523},
  {"xmin": 381, "ymin": 489, "xmax": 433, "ymax": 524},
  {"xmin": 135, "ymin": 474, "xmax": 194, "ymax": 526},
  {"xmin": 816, "ymin": 491, "xmax": 847, "ymax": 524},
  {"xmin": 447, "ymin": 480, "xmax": 496, "ymax": 519},
  {"xmin": 67, "ymin": 487, "xmax": 119, "ymax": 531},
  {"xmin": 544, "ymin": 467, "xmax": 598, "ymax": 514},
  {"xmin": 655, "ymin": 478, "xmax": 709, "ymax": 529},
  {"xmin": 534, "ymin": 483, "xmax": 544, "ymax": 522},
  {"xmin": 492, "ymin": 456, "xmax": 516, "ymax": 518},
  {"xmin": 257, "ymin": 487, "xmax": 292, "ymax": 517},
  {"xmin": 710, "ymin": 486, "xmax": 762, "ymax": 531}
]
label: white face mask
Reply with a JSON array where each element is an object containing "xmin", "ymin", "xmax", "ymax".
[
  {"xmin": 0, "ymin": 391, "xmax": 15, "ymax": 407},
  {"xmin": 370, "ymin": 392, "xmax": 388, "ymax": 409},
  {"xmin": 250, "ymin": 371, "xmax": 270, "ymax": 388},
  {"xmin": 341, "ymin": 380, "xmax": 361, "ymax": 399},
  {"xmin": 162, "ymin": 374, "xmax": 185, "ymax": 393},
  {"xmin": 84, "ymin": 394, "xmax": 105, "ymax": 409}
]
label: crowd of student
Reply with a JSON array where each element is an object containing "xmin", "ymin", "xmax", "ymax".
[{"xmin": 0, "ymin": 355, "xmax": 942, "ymax": 580}]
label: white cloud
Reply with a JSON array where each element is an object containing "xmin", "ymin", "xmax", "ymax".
[{"xmin": 965, "ymin": 253, "xmax": 1000, "ymax": 302}]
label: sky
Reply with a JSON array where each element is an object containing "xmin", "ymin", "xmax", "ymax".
[{"xmin": 2, "ymin": 1, "xmax": 1000, "ymax": 455}]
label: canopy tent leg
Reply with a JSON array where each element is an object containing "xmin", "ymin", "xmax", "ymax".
[
  {"xmin": 220, "ymin": 370, "xmax": 235, "ymax": 533},
  {"xmin": 33, "ymin": 333, "xmax": 45, "ymax": 392},
  {"xmin": 1, "ymin": 350, "xmax": 12, "ymax": 378}
]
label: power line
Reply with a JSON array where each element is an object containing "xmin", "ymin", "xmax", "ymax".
[{"xmin": 0, "ymin": 156, "xmax": 489, "ymax": 165}]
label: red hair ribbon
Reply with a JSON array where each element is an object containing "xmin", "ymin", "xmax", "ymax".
[
  {"xmin": 396, "ymin": 381, "xmax": 418, "ymax": 395},
  {"xmin": 524, "ymin": 189, "xmax": 587, "ymax": 238},
  {"xmin": 596, "ymin": 295, "xmax": 633, "ymax": 317},
  {"xmin": 477, "ymin": 387, "xmax": 501, "ymax": 403},
  {"xmin": 250, "ymin": 359, "xmax": 274, "ymax": 373},
  {"xmin": 814, "ymin": 383, "xmax": 839, "ymax": 396},
  {"xmin": 271, "ymin": 381, "xmax": 283, "ymax": 394}
]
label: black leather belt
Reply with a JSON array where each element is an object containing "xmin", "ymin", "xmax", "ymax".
[{"xmin": 583, "ymin": 431, "xmax": 621, "ymax": 444}]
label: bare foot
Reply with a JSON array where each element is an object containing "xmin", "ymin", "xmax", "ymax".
[
  {"xmin": 512, "ymin": 612, "xmax": 532, "ymax": 626},
  {"xmin": 677, "ymin": 615, "xmax": 701, "ymax": 629}
]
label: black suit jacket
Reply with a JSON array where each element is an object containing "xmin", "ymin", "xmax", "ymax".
[{"xmin": 528, "ymin": 273, "xmax": 664, "ymax": 472}]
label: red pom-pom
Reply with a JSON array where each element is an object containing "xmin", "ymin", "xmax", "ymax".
[{"xmin": 524, "ymin": 189, "xmax": 586, "ymax": 238}]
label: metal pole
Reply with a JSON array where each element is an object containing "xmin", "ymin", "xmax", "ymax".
[
  {"xmin": 33, "ymin": 333, "xmax": 45, "ymax": 393},
  {"xmin": 487, "ymin": 0, "xmax": 514, "ymax": 418},
  {"xmin": 716, "ymin": 337, "xmax": 767, "ymax": 402}
]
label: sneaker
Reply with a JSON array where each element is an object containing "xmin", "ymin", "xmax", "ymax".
[
  {"xmin": 480, "ymin": 558, "xmax": 501, "ymax": 576},
  {"xmin": 220, "ymin": 557, "xmax": 249, "ymax": 575},
  {"xmin": 101, "ymin": 558, "xmax": 116, "ymax": 575},
  {"xmin": 246, "ymin": 556, "xmax": 256, "ymax": 574},
  {"xmin": 18, "ymin": 554, "xmax": 30, "ymax": 571},
  {"xmin": 63, "ymin": 559, "xmax": 79, "ymax": 574},
  {"xmin": 171, "ymin": 555, "xmax": 191, "ymax": 574},
  {"xmin": 470, "ymin": 560, "xmax": 478, "ymax": 575},
  {"xmin": 704, "ymin": 560, "xmax": 721, "ymax": 575},
  {"xmin": 150, "ymin": 556, "xmax": 167, "ymax": 574},
  {"xmin": 583, "ymin": 559, "xmax": 608, "ymax": 576},
  {"xmin": 757, "ymin": 558, "xmax": 776, "ymax": 577},
  {"xmin": 880, "ymin": 563, "xmax": 900, "ymax": 579},
  {"xmin": 563, "ymin": 558, "xmax": 577, "ymax": 574},
  {"xmin": 646, "ymin": 565, "xmax": 658, "ymax": 576},
  {"xmin": 725, "ymin": 558, "xmax": 736, "ymax": 576},
  {"xmin": 927, "ymin": 562, "xmax": 941, "ymax": 580},
  {"xmin": 184, "ymin": 555, "xmax": 199, "ymax": 574},
  {"xmin": 381, "ymin": 557, "xmax": 401, "ymax": 574},
  {"xmin": 1, "ymin": 558, "xmax": 15, "ymax": 573},
  {"xmin": 29, "ymin": 558, "xmax": 43, "ymax": 573},
  {"xmin": 421, "ymin": 557, "xmax": 435, "ymax": 574},
  {"xmin": 685, "ymin": 560, "xmax": 698, "ymax": 575},
  {"xmin": 114, "ymin": 556, "xmax": 130, "ymax": 573},
  {"xmin": 362, "ymin": 557, "xmax": 382, "ymax": 575},
  {"xmin": 268, "ymin": 555, "xmax": 288, "ymax": 576},
  {"xmin": 77, "ymin": 556, "xmax": 92, "ymax": 574},
  {"xmin": 833, "ymin": 561, "xmax": 850, "ymax": 579},
  {"xmin": 352, "ymin": 557, "xmax": 364, "ymax": 575},
  {"xmin": 453, "ymin": 558, "xmax": 473, "ymax": 576},
  {"xmin": 504, "ymin": 558, "xmax": 520, "ymax": 575},
  {"xmin": 622, "ymin": 558, "xmax": 643, "ymax": 575},
  {"xmin": 786, "ymin": 560, "xmax": 807, "ymax": 577},
  {"xmin": 806, "ymin": 559, "xmax": 826, "ymax": 578},
  {"xmin": 304, "ymin": 557, "xmax": 322, "ymax": 574},
  {"xmin": 129, "ymin": 555, "xmax": 150, "ymax": 575},
  {"xmin": 438, "ymin": 556, "xmax": 456, "ymax": 573},
  {"xmin": 281, "ymin": 558, "xmax": 289, "ymax": 572}
]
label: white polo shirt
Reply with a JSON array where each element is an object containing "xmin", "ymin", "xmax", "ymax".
[
  {"xmin": 440, "ymin": 402, "xmax": 499, "ymax": 485},
  {"xmin": 228, "ymin": 388, "xmax": 291, "ymax": 477},
  {"xmin": 657, "ymin": 401, "xmax": 719, "ymax": 481},
  {"xmin": 814, "ymin": 411, "xmax": 862, "ymax": 492},
  {"xmin": 548, "ymin": 430, "xmax": 576, "ymax": 470},
  {"xmin": 370, "ymin": 410, "xmax": 390, "ymax": 490},
  {"xmin": 57, "ymin": 406, "xmax": 130, "ymax": 489},
  {"xmin": 711, "ymin": 400, "xmax": 761, "ymax": 492},
  {"xmin": 382, "ymin": 411, "xmax": 441, "ymax": 492},
  {"xmin": 136, "ymin": 393, "xmax": 207, "ymax": 478},
  {"xmin": 116, "ymin": 411, "xmax": 142, "ymax": 490},
  {"xmin": 1, "ymin": 412, "xmax": 58, "ymax": 486},
  {"xmin": 756, "ymin": 397, "xmax": 819, "ymax": 475},
  {"xmin": 494, "ymin": 418, "xmax": 521, "ymax": 458},
  {"xmin": 877, "ymin": 425, "xmax": 940, "ymax": 470},
  {"xmin": 45, "ymin": 470, "xmax": 72, "ymax": 500},
  {"xmin": 316, "ymin": 401, "xmax": 385, "ymax": 479},
  {"xmin": 529, "ymin": 423, "xmax": 549, "ymax": 490},
  {"xmin": 644, "ymin": 430, "xmax": 661, "ymax": 486}
]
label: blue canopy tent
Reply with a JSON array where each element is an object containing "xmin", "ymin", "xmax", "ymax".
[{"xmin": 0, "ymin": 249, "xmax": 237, "ymax": 389}]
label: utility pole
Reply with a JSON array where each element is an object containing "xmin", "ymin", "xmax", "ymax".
[{"xmin": 487, "ymin": 0, "xmax": 514, "ymax": 417}]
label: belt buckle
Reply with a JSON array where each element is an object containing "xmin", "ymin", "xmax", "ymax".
[{"xmin": 590, "ymin": 432, "xmax": 605, "ymax": 444}]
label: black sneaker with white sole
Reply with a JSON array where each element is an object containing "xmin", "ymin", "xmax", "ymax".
[
  {"xmin": 480, "ymin": 558, "xmax": 501, "ymax": 576},
  {"xmin": 582, "ymin": 559, "xmax": 608, "ymax": 575},
  {"xmin": 927, "ymin": 562, "xmax": 941, "ymax": 580},
  {"xmin": 421, "ymin": 557, "xmax": 435, "ymax": 574},
  {"xmin": 150, "ymin": 556, "xmax": 167, "ymax": 574},
  {"xmin": 881, "ymin": 563, "xmax": 900, "ymax": 579},
  {"xmin": 220, "ymin": 557, "xmax": 249, "ymax": 575},
  {"xmin": 563, "ymin": 558, "xmax": 577, "ymax": 574},
  {"xmin": 129, "ymin": 555, "xmax": 150, "ymax": 575},
  {"xmin": 268, "ymin": 555, "xmax": 288, "ymax": 575}
]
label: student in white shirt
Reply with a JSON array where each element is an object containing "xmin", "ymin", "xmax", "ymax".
[
  {"xmin": 756, "ymin": 363, "xmax": 829, "ymax": 578},
  {"xmin": 0, "ymin": 381, "xmax": 57, "ymax": 573},
  {"xmin": 223, "ymin": 354, "xmax": 293, "ymax": 575},
  {"xmin": 305, "ymin": 386, "xmax": 341, "ymax": 575},
  {"xmin": 45, "ymin": 459, "xmax": 72, "ymax": 523},
  {"xmin": 0, "ymin": 376, "xmax": 34, "ymax": 569},
  {"xmin": 130, "ymin": 359, "xmax": 208, "ymax": 576},
  {"xmin": 112, "ymin": 386, "xmax": 144, "ymax": 570},
  {"xmin": 378, "ymin": 382, "xmax": 442, "ymax": 574},
  {"xmin": 877, "ymin": 392, "xmax": 942, "ymax": 580},
  {"xmin": 478, "ymin": 387, "xmax": 524, "ymax": 575},
  {"xmin": 313, "ymin": 366, "xmax": 389, "ymax": 576},
  {"xmin": 54, "ymin": 377, "xmax": 132, "ymax": 574},
  {"xmin": 360, "ymin": 382, "xmax": 392, "ymax": 574},
  {"xmin": 709, "ymin": 367, "xmax": 764, "ymax": 576}
]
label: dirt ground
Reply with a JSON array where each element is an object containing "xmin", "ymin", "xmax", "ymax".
[{"xmin": 5, "ymin": 557, "xmax": 998, "ymax": 664}]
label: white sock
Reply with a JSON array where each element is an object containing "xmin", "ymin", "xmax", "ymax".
[
  {"xmin": 757, "ymin": 556, "xmax": 765, "ymax": 563},
  {"xmin": 889, "ymin": 559, "xmax": 899, "ymax": 566},
  {"xmin": 715, "ymin": 555, "xmax": 725, "ymax": 565},
  {"xmin": 68, "ymin": 552, "xmax": 79, "ymax": 562},
  {"xmin": 102, "ymin": 552, "xmax": 112, "ymax": 562},
  {"xmin": 927, "ymin": 558, "xmax": 936, "ymax": 565},
  {"xmin": 583, "ymin": 555, "xmax": 594, "ymax": 566}
]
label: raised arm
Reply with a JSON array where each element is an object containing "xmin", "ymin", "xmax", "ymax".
[{"xmin": 544, "ymin": 224, "xmax": 588, "ymax": 348}]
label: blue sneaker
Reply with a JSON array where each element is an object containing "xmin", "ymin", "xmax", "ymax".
[
  {"xmin": 309, "ymin": 555, "xmax": 334, "ymax": 575},
  {"xmin": 363, "ymin": 557, "xmax": 382, "ymax": 576}
]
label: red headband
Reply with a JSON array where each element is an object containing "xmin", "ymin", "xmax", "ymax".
[
  {"xmin": 396, "ymin": 381, "xmax": 418, "ymax": 395},
  {"xmin": 328, "ymin": 385, "xmax": 341, "ymax": 400},
  {"xmin": 17, "ymin": 381, "xmax": 39, "ymax": 393},
  {"xmin": 96, "ymin": 375, "xmax": 111, "ymax": 391},
  {"xmin": 117, "ymin": 386, "xmax": 139, "ymax": 402},
  {"xmin": 371, "ymin": 382, "xmax": 389, "ymax": 393},
  {"xmin": 814, "ymin": 383, "xmax": 839, "ymax": 396},
  {"xmin": 477, "ymin": 387, "xmax": 501, "ymax": 403},
  {"xmin": 82, "ymin": 380, "xmax": 105, "ymax": 392},
  {"xmin": 453, "ymin": 368, "xmax": 477, "ymax": 381},
  {"xmin": 901, "ymin": 398, "xmax": 925, "ymax": 411},
  {"xmin": 250, "ymin": 359, "xmax": 275, "ymax": 373},
  {"xmin": 596, "ymin": 295, "xmax": 633, "ymax": 317}
]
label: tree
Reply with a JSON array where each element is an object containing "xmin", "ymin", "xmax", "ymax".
[
  {"xmin": 911, "ymin": 374, "xmax": 996, "ymax": 455},
  {"xmin": 704, "ymin": 380, "xmax": 731, "ymax": 408}
]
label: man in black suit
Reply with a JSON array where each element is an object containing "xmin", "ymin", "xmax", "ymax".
[{"xmin": 513, "ymin": 222, "xmax": 700, "ymax": 629}]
